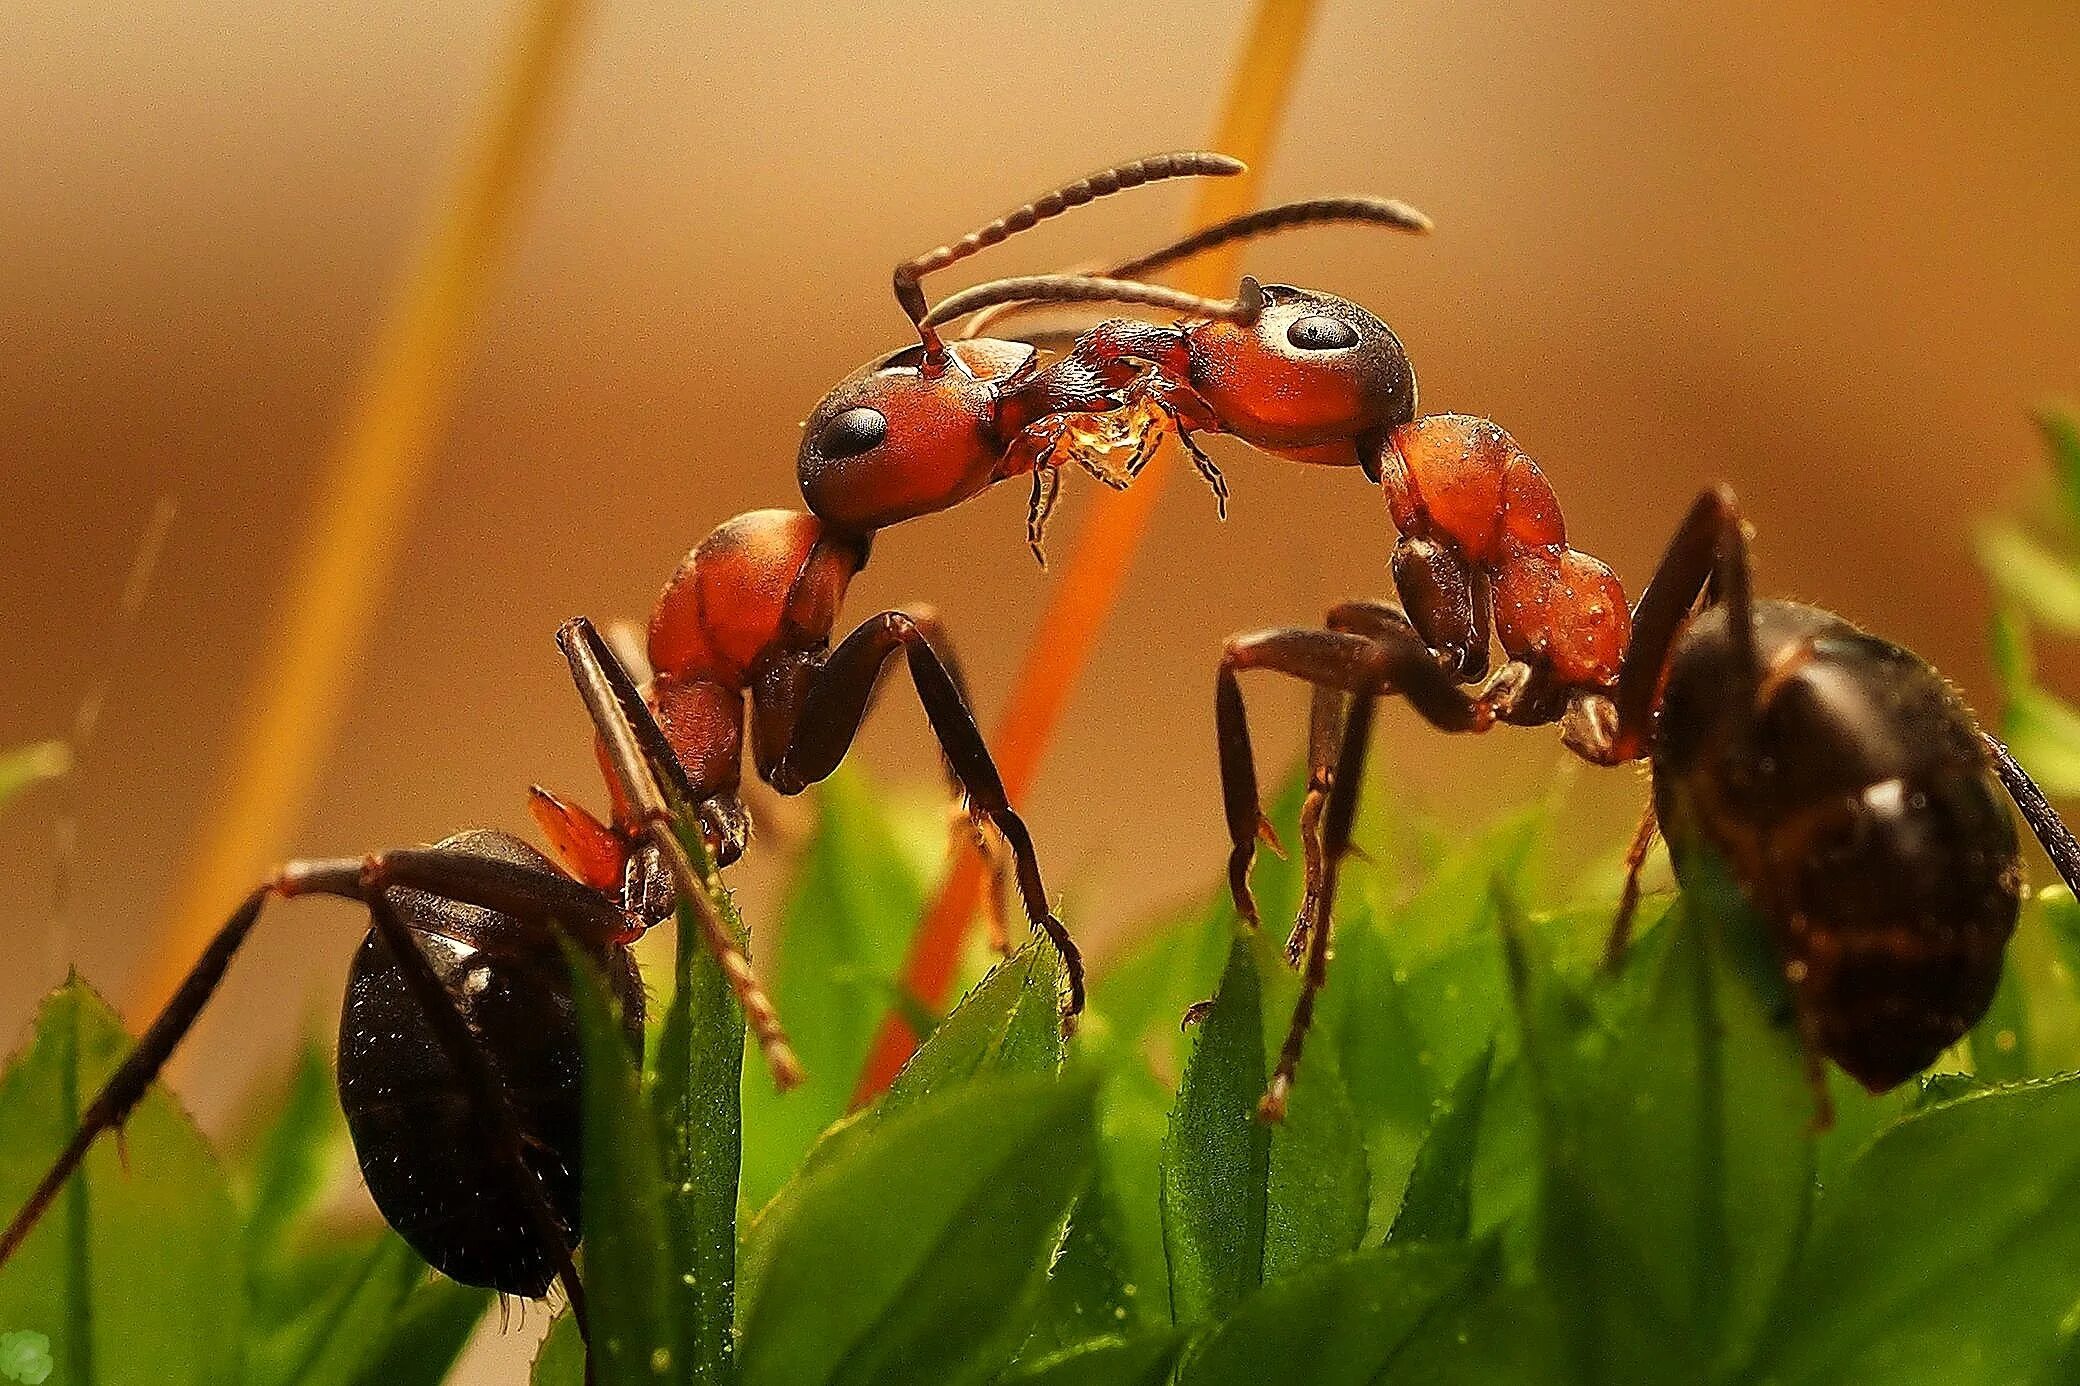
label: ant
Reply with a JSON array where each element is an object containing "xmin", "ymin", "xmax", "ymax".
[
  {"xmin": 871, "ymin": 163, "xmax": 2079, "ymax": 1123},
  {"xmin": 526, "ymin": 152, "xmax": 1351, "ymax": 1030},
  {"xmin": 793, "ymin": 153, "xmax": 1433, "ymax": 565},
  {"xmin": 0, "ymin": 618, "xmax": 712, "ymax": 1378},
  {"xmin": 1210, "ymin": 484, "xmax": 2080, "ymax": 1125}
]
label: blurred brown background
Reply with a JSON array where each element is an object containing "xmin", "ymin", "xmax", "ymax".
[{"xmin": 2, "ymin": 0, "xmax": 2076, "ymax": 1369}]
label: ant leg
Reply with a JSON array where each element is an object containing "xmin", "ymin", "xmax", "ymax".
[
  {"xmin": 1027, "ymin": 465, "xmax": 1062, "ymax": 568},
  {"xmin": 0, "ymin": 885, "xmax": 270, "ymax": 1268},
  {"xmin": 358, "ymin": 889, "xmax": 594, "ymax": 1345},
  {"xmin": 770, "ymin": 611, "xmax": 1085, "ymax": 1016},
  {"xmin": 924, "ymin": 626, "xmax": 1015, "ymax": 959},
  {"xmin": 1592, "ymin": 486, "xmax": 1750, "ymax": 763},
  {"xmin": 559, "ymin": 620, "xmax": 802, "ymax": 1089},
  {"xmin": 1602, "ymin": 801, "xmax": 1662, "ymax": 971},
  {"xmin": 1217, "ymin": 622, "xmax": 1490, "ymax": 927},
  {"xmin": 1176, "ymin": 429, "xmax": 1230, "ymax": 520},
  {"xmin": 1984, "ymin": 733, "xmax": 2080, "ymax": 896},
  {"xmin": 1287, "ymin": 684, "xmax": 1347, "ymax": 965},
  {"xmin": 1261, "ymin": 690, "xmax": 1378, "ymax": 1124},
  {"xmin": 0, "ymin": 865, "xmax": 601, "ymax": 1355}
]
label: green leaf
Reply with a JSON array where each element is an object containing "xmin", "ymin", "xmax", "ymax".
[
  {"xmin": 1174, "ymin": 1241, "xmax": 1494, "ymax": 1386},
  {"xmin": 797, "ymin": 942, "xmax": 1069, "ymax": 1183},
  {"xmin": 1159, "ymin": 935, "xmax": 1270, "ymax": 1324},
  {"xmin": 1978, "ymin": 522, "xmax": 2080, "ymax": 636},
  {"xmin": 1320, "ymin": 894, "xmax": 1433, "ymax": 1233},
  {"xmin": 0, "ymin": 741, "xmax": 67, "ymax": 814},
  {"xmin": 740, "ymin": 770, "xmax": 926, "ymax": 1211},
  {"xmin": 1024, "ymin": 1171, "xmax": 1141, "ymax": 1357},
  {"xmin": 1990, "ymin": 608, "xmax": 2080, "ymax": 797},
  {"xmin": 1091, "ymin": 1062, "xmax": 1175, "ymax": 1326},
  {"xmin": 562, "ymin": 938, "xmax": 673, "ymax": 1386},
  {"xmin": 1970, "ymin": 949, "xmax": 2034, "ymax": 1083},
  {"xmin": 739, "ymin": 1073, "xmax": 1096, "ymax": 1386},
  {"xmin": 532, "ymin": 1312, "xmax": 584, "ymax": 1386},
  {"xmin": 231, "ymin": 1036, "xmax": 350, "ymax": 1318},
  {"xmin": 243, "ymin": 1232, "xmax": 429, "ymax": 1386},
  {"xmin": 0, "ymin": 977, "xmax": 244, "ymax": 1386},
  {"xmin": 1390, "ymin": 1040, "xmax": 1494, "ymax": 1244},
  {"xmin": 649, "ymin": 821, "xmax": 745, "ymax": 1386},
  {"xmin": 882, "ymin": 941, "xmax": 1065, "ymax": 1115},
  {"xmin": 1753, "ymin": 1075, "xmax": 2080, "ymax": 1384},
  {"xmin": 1260, "ymin": 939, "xmax": 1368, "ymax": 1279},
  {"xmin": 1518, "ymin": 861, "xmax": 1814, "ymax": 1383},
  {"xmin": 998, "ymin": 1330, "xmax": 1184, "ymax": 1386},
  {"xmin": 2036, "ymin": 404, "xmax": 2080, "ymax": 530},
  {"xmin": 344, "ymin": 1271, "xmax": 490, "ymax": 1386}
]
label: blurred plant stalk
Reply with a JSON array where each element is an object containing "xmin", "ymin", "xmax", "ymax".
[
  {"xmin": 856, "ymin": 0, "xmax": 1323, "ymax": 1103},
  {"xmin": 130, "ymin": 0, "xmax": 592, "ymax": 1024}
]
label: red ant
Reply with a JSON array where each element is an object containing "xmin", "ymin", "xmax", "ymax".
[
  {"xmin": 525, "ymin": 152, "xmax": 1350, "ymax": 1041},
  {"xmin": 0, "ymin": 619, "xmax": 708, "ymax": 1379},
  {"xmin": 873, "ymin": 170, "xmax": 2080, "ymax": 1125},
  {"xmin": 1210, "ymin": 485, "xmax": 2080, "ymax": 1125}
]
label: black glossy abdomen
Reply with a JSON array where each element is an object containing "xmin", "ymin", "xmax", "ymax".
[
  {"xmin": 1777, "ymin": 764, "xmax": 2020, "ymax": 1089},
  {"xmin": 1655, "ymin": 601, "xmax": 2024, "ymax": 1092},
  {"xmin": 336, "ymin": 831, "xmax": 643, "ymax": 1296}
]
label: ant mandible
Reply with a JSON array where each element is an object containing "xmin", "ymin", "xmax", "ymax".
[
  {"xmin": 0, "ymin": 619, "xmax": 705, "ymax": 1378},
  {"xmin": 1212, "ymin": 484, "xmax": 2080, "ymax": 1125}
]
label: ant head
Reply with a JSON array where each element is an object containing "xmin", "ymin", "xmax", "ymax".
[
  {"xmin": 1185, "ymin": 286, "xmax": 1417, "ymax": 453},
  {"xmin": 797, "ymin": 337, "xmax": 1037, "ymax": 534}
]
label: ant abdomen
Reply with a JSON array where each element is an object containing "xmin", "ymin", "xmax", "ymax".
[
  {"xmin": 337, "ymin": 830, "xmax": 644, "ymax": 1296},
  {"xmin": 1651, "ymin": 600, "xmax": 2024, "ymax": 1092}
]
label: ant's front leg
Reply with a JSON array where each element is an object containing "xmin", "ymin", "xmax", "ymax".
[
  {"xmin": 761, "ymin": 611, "xmax": 1084, "ymax": 1016},
  {"xmin": 1217, "ymin": 612, "xmax": 1500, "ymax": 928}
]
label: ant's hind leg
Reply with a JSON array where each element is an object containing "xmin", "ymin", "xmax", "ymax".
[{"xmin": 771, "ymin": 611, "xmax": 1085, "ymax": 1016}]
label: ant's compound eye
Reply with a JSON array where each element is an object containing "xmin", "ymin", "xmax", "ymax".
[
  {"xmin": 1286, "ymin": 315, "xmax": 1361, "ymax": 352},
  {"xmin": 817, "ymin": 406, "xmax": 888, "ymax": 461}
]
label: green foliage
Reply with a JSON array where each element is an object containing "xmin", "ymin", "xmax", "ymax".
[
  {"xmin": 9, "ymin": 581, "xmax": 2080, "ymax": 1386},
  {"xmin": 1979, "ymin": 405, "xmax": 2080, "ymax": 793}
]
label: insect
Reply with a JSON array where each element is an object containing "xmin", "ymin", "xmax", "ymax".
[
  {"xmin": 0, "ymin": 621, "xmax": 708, "ymax": 1373},
  {"xmin": 792, "ymin": 153, "xmax": 1434, "ymax": 563},
  {"xmin": 1212, "ymin": 483, "xmax": 2080, "ymax": 1124},
  {"xmin": 530, "ymin": 153, "xmax": 1342, "ymax": 1027}
]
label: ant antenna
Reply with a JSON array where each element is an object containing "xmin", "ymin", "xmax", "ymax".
[
  {"xmin": 922, "ymin": 274, "xmax": 1267, "ymax": 334},
  {"xmin": 962, "ymin": 196, "xmax": 1432, "ymax": 339},
  {"xmin": 1106, "ymin": 196, "xmax": 1432, "ymax": 281},
  {"xmin": 894, "ymin": 151, "xmax": 1246, "ymax": 364}
]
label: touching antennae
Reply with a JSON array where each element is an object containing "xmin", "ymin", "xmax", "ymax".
[
  {"xmin": 923, "ymin": 274, "xmax": 1267, "ymax": 333},
  {"xmin": 894, "ymin": 151, "xmax": 1246, "ymax": 361},
  {"xmin": 1106, "ymin": 196, "xmax": 1432, "ymax": 282},
  {"xmin": 962, "ymin": 196, "xmax": 1432, "ymax": 338}
]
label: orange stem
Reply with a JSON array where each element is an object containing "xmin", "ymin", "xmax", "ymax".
[{"xmin": 854, "ymin": 0, "xmax": 1321, "ymax": 1102}]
